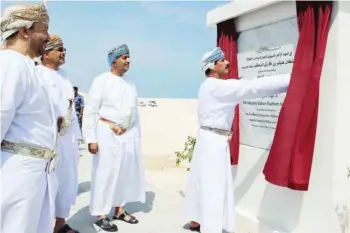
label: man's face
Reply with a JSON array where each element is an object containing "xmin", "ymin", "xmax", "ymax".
[
  {"xmin": 213, "ymin": 58, "xmax": 230, "ymax": 76},
  {"xmin": 26, "ymin": 22, "xmax": 50, "ymax": 57},
  {"xmin": 45, "ymin": 46, "xmax": 66, "ymax": 66},
  {"xmin": 114, "ymin": 54, "xmax": 130, "ymax": 74},
  {"xmin": 74, "ymin": 89, "xmax": 77, "ymax": 95}
]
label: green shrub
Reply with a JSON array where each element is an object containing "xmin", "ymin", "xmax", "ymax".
[{"xmin": 175, "ymin": 136, "xmax": 196, "ymax": 166}]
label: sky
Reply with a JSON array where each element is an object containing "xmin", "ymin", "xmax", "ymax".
[{"xmin": 2, "ymin": 0, "xmax": 229, "ymax": 98}]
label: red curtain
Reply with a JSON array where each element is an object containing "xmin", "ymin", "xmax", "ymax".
[
  {"xmin": 217, "ymin": 19, "xmax": 240, "ymax": 165},
  {"xmin": 263, "ymin": 1, "xmax": 333, "ymax": 191}
]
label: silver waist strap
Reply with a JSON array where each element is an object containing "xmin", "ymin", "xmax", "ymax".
[
  {"xmin": 200, "ymin": 126, "xmax": 232, "ymax": 137},
  {"xmin": 1, "ymin": 140, "xmax": 56, "ymax": 159}
]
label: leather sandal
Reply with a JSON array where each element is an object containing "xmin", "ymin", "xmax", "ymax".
[
  {"xmin": 94, "ymin": 217, "xmax": 118, "ymax": 232},
  {"xmin": 113, "ymin": 210, "xmax": 139, "ymax": 224},
  {"xmin": 189, "ymin": 224, "xmax": 200, "ymax": 232},
  {"xmin": 57, "ymin": 224, "xmax": 79, "ymax": 233}
]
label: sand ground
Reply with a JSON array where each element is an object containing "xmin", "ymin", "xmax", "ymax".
[{"xmin": 66, "ymin": 144, "xmax": 192, "ymax": 233}]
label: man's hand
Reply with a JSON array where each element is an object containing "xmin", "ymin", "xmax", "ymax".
[
  {"xmin": 111, "ymin": 127, "xmax": 126, "ymax": 135},
  {"xmin": 68, "ymin": 98, "xmax": 73, "ymax": 108},
  {"xmin": 88, "ymin": 143, "xmax": 99, "ymax": 154},
  {"xmin": 57, "ymin": 116, "xmax": 64, "ymax": 133}
]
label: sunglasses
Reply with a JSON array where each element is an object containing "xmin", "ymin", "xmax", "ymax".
[{"xmin": 54, "ymin": 47, "xmax": 66, "ymax": 52}]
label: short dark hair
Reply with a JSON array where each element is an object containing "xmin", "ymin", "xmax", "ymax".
[
  {"xmin": 204, "ymin": 61, "xmax": 218, "ymax": 76},
  {"xmin": 205, "ymin": 68, "xmax": 211, "ymax": 76},
  {"xmin": 6, "ymin": 32, "xmax": 17, "ymax": 41},
  {"xmin": 73, "ymin": 86, "xmax": 78, "ymax": 91}
]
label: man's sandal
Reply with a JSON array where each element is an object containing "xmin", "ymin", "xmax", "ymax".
[
  {"xmin": 94, "ymin": 217, "xmax": 118, "ymax": 232},
  {"xmin": 113, "ymin": 210, "xmax": 139, "ymax": 224},
  {"xmin": 57, "ymin": 224, "xmax": 80, "ymax": 233},
  {"xmin": 189, "ymin": 225, "xmax": 200, "ymax": 232}
]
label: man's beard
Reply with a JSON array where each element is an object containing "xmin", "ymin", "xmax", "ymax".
[{"xmin": 35, "ymin": 44, "xmax": 45, "ymax": 57}]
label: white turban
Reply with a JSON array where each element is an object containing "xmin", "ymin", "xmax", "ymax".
[
  {"xmin": 201, "ymin": 47, "xmax": 225, "ymax": 72},
  {"xmin": 45, "ymin": 34, "xmax": 63, "ymax": 51},
  {"xmin": 0, "ymin": 4, "xmax": 49, "ymax": 41}
]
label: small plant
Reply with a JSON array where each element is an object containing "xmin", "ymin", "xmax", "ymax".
[{"xmin": 175, "ymin": 136, "xmax": 196, "ymax": 166}]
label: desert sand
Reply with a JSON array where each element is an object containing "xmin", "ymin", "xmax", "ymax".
[
  {"xmin": 67, "ymin": 95, "xmax": 202, "ymax": 232},
  {"xmin": 67, "ymin": 144, "xmax": 195, "ymax": 233}
]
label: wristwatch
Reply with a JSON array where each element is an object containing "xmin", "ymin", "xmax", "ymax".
[{"xmin": 110, "ymin": 123, "xmax": 123, "ymax": 135}]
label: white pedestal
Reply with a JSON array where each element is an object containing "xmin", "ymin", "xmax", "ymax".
[{"xmin": 207, "ymin": 1, "xmax": 350, "ymax": 233}]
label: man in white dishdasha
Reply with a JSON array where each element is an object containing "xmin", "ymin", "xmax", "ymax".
[
  {"xmin": 0, "ymin": 4, "xmax": 59, "ymax": 233},
  {"xmin": 84, "ymin": 44, "xmax": 145, "ymax": 232},
  {"xmin": 38, "ymin": 34, "xmax": 82, "ymax": 233},
  {"xmin": 183, "ymin": 47, "xmax": 291, "ymax": 233}
]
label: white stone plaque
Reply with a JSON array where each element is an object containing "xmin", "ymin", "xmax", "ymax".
[{"xmin": 238, "ymin": 44, "xmax": 295, "ymax": 149}]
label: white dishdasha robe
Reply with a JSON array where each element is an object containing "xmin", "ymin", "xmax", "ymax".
[
  {"xmin": 183, "ymin": 74, "xmax": 291, "ymax": 233},
  {"xmin": 0, "ymin": 49, "xmax": 58, "ymax": 233},
  {"xmin": 84, "ymin": 72, "xmax": 145, "ymax": 216}
]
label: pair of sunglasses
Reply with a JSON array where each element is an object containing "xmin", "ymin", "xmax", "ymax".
[{"xmin": 54, "ymin": 47, "xmax": 66, "ymax": 52}]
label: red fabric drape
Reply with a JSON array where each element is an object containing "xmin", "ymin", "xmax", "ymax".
[
  {"xmin": 216, "ymin": 19, "xmax": 240, "ymax": 165},
  {"xmin": 263, "ymin": 1, "xmax": 333, "ymax": 191}
]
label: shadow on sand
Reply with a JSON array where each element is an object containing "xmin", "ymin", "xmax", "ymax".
[
  {"xmin": 67, "ymin": 191, "xmax": 156, "ymax": 233},
  {"xmin": 78, "ymin": 181, "xmax": 91, "ymax": 196}
]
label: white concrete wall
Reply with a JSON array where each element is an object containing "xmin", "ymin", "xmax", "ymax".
[
  {"xmin": 80, "ymin": 92, "xmax": 198, "ymax": 157},
  {"xmin": 208, "ymin": 1, "xmax": 350, "ymax": 233}
]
